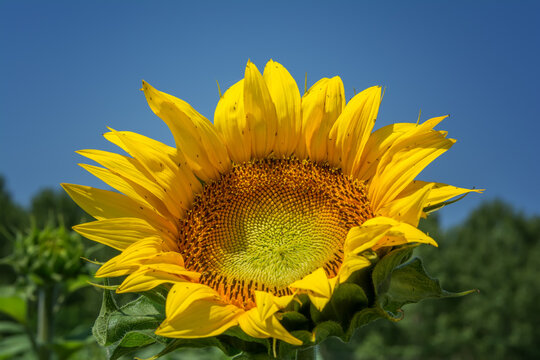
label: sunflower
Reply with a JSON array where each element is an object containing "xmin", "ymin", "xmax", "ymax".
[{"xmin": 63, "ymin": 60, "xmax": 480, "ymax": 346}]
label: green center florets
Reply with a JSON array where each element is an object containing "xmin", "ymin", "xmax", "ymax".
[{"xmin": 178, "ymin": 158, "xmax": 372, "ymax": 309}]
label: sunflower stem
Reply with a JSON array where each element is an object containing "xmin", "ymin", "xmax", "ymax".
[
  {"xmin": 296, "ymin": 345, "xmax": 319, "ymax": 360},
  {"xmin": 37, "ymin": 286, "xmax": 54, "ymax": 360}
]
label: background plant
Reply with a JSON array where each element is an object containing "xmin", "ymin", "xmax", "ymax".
[{"xmin": 0, "ymin": 177, "xmax": 102, "ymax": 360}]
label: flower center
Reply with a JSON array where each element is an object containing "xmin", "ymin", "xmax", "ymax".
[{"xmin": 178, "ymin": 158, "xmax": 373, "ymax": 309}]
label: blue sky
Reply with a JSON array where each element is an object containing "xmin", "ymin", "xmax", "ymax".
[{"xmin": 1, "ymin": 0, "xmax": 539, "ymax": 228}]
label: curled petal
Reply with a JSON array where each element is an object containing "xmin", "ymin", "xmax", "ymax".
[
  {"xmin": 238, "ymin": 308, "xmax": 302, "ymax": 345},
  {"xmin": 290, "ymin": 268, "xmax": 338, "ymax": 311},
  {"xmin": 117, "ymin": 253, "xmax": 198, "ymax": 293},
  {"xmin": 338, "ymin": 255, "xmax": 372, "ymax": 284},
  {"xmin": 95, "ymin": 238, "xmax": 164, "ymax": 277},
  {"xmin": 157, "ymin": 283, "xmax": 242, "ymax": 338}
]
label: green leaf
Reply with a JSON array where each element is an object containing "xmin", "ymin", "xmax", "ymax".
[
  {"xmin": 0, "ymin": 321, "xmax": 25, "ymax": 334},
  {"xmin": 378, "ymin": 257, "xmax": 477, "ymax": 315},
  {"xmin": 222, "ymin": 326, "xmax": 269, "ymax": 355},
  {"xmin": 279, "ymin": 311, "xmax": 309, "ymax": 331},
  {"xmin": 93, "ymin": 291, "xmax": 165, "ymax": 347},
  {"xmin": 345, "ymin": 307, "xmax": 386, "ymax": 339},
  {"xmin": 233, "ymin": 352, "xmax": 276, "ymax": 360},
  {"xmin": 141, "ymin": 286, "xmax": 168, "ymax": 307},
  {"xmin": 115, "ymin": 330, "xmax": 160, "ymax": 348},
  {"xmin": 312, "ymin": 321, "xmax": 343, "ymax": 343},
  {"xmin": 318, "ymin": 283, "xmax": 369, "ymax": 327},
  {"xmin": 149, "ymin": 337, "xmax": 241, "ymax": 359},
  {"xmin": 0, "ymin": 295, "xmax": 27, "ymax": 324},
  {"xmin": 0, "ymin": 334, "xmax": 32, "ymax": 359},
  {"xmin": 52, "ymin": 338, "xmax": 89, "ymax": 360},
  {"xmin": 93, "ymin": 289, "xmax": 119, "ymax": 346},
  {"xmin": 108, "ymin": 330, "xmax": 159, "ymax": 360},
  {"xmin": 277, "ymin": 330, "xmax": 312, "ymax": 359},
  {"xmin": 372, "ymin": 245, "xmax": 416, "ymax": 296},
  {"xmin": 223, "ymin": 326, "xmax": 269, "ymax": 346}
]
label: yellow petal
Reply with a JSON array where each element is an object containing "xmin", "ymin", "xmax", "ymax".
[
  {"xmin": 357, "ymin": 115, "xmax": 449, "ymax": 188},
  {"xmin": 290, "ymin": 268, "xmax": 332, "ymax": 298},
  {"xmin": 144, "ymin": 251, "xmax": 185, "ymax": 267},
  {"xmin": 78, "ymin": 164, "xmax": 176, "ymax": 221},
  {"xmin": 338, "ymin": 254, "xmax": 372, "ymax": 284},
  {"xmin": 105, "ymin": 130, "xmax": 201, "ymax": 214},
  {"xmin": 415, "ymin": 115, "xmax": 449, "ymax": 133},
  {"xmin": 343, "ymin": 223, "xmax": 394, "ymax": 255},
  {"xmin": 343, "ymin": 216, "xmax": 437, "ymax": 260},
  {"xmin": 77, "ymin": 149, "xmax": 161, "ymax": 194},
  {"xmin": 116, "ymin": 270, "xmax": 175, "ymax": 293},
  {"xmin": 362, "ymin": 216, "xmax": 438, "ymax": 249},
  {"xmin": 166, "ymin": 283, "xmax": 219, "ymax": 317},
  {"xmin": 378, "ymin": 181, "xmax": 434, "ymax": 226},
  {"xmin": 117, "ymin": 265, "xmax": 196, "ymax": 293},
  {"xmin": 252, "ymin": 291, "xmax": 280, "ymax": 322},
  {"xmin": 289, "ymin": 268, "xmax": 338, "ymax": 311},
  {"xmin": 355, "ymin": 123, "xmax": 417, "ymax": 181},
  {"xmin": 250, "ymin": 291, "xmax": 294, "ymax": 324},
  {"xmin": 104, "ymin": 128, "xmax": 175, "ymax": 155},
  {"xmin": 61, "ymin": 184, "xmax": 174, "ymax": 235},
  {"xmin": 114, "ymin": 249, "xmax": 195, "ymax": 292},
  {"xmin": 328, "ymin": 86, "xmax": 382, "ymax": 175},
  {"xmin": 340, "ymin": 221, "xmax": 424, "ymax": 283},
  {"xmin": 244, "ymin": 60, "xmax": 278, "ymax": 158},
  {"xmin": 421, "ymin": 181, "xmax": 484, "ymax": 208},
  {"xmin": 238, "ymin": 308, "xmax": 302, "ymax": 345},
  {"xmin": 137, "ymin": 253, "xmax": 199, "ymax": 282},
  {"xmin": 272, "ymin": 294, "xmax": 296, "ymax": 310},
  {"xmin": 142, "ymin": 81, "xmax": 230, "ymax": 181},
  {"xmin": 156, "ymin": 283, "xmax": 242, "ymax": 338},
  {"xmin": 100, "ymin": 249, "xmax": 189, "ymax": 280},
  {"xmin": 368, "ymin": 130, "xmax": 455, "ymax": 212},
  {"xmin": 263, "ymin": 60, "xmax": 301, "ymax": 157},
  {"xmin": 76, "ymin": 149, "xmax": 181, "ymax": 220},
  {"xmin": 95, "ymin": 238, "xmax": 163, "ymax": 277},
  {"xmin": 73, "ymin": 217, "xmax": 164, "ymax": 251},
  {"xmin": 214, "ymin": 79, "xmax": 251, "ymax": 163},
  {"xmin": 301, "ymin": 77, "xmax": 345, "ymax": 162}
]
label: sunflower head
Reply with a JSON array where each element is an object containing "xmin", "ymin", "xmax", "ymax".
[{"xmin": 64, "ymin": 60, "xmax": 481, "ymax": 359}]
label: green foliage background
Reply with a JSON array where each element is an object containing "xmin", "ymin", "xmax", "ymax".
[{"xmin": 0, "ymin": 174, "xmax": 538, "ymax": 359}]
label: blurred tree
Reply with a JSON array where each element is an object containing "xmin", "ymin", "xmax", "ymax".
[
  {"xmin": 0, "ymin": 179, "xmax": 106, "ymax": 359},
  {"xmin": 0, "ymin": 176, "xmax": 28, "ymax": 257},
  {"xmin": 0, "ymin": 224, "xmax": 103, "ymax": 360},
  {"xmin": 321, "ymin": 200, "xmax": 540, "ymax": 359}
]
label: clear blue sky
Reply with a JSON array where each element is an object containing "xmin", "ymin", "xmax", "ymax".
[{"xmin": 1, "ymin": 0, "xmax": 539, "ymax": 228}]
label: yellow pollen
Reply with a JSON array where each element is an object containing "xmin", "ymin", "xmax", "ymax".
[{"xmin": 178, "ymin": 158, "xmax": 373, "ymax": 309}]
